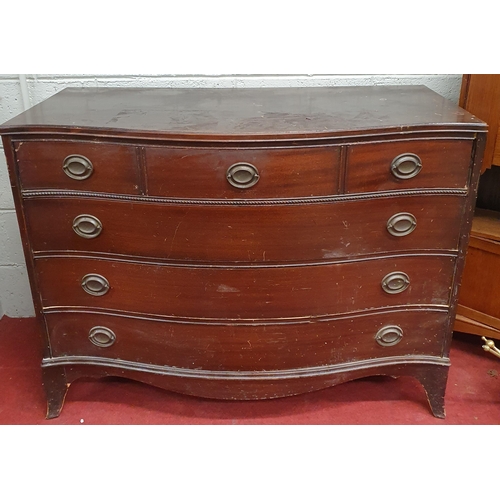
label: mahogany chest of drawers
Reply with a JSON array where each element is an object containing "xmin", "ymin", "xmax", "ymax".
[{"xmin": 0, "ymin": 86, "xmax": 486, "ymax": 419}]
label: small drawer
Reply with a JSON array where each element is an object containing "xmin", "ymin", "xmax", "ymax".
[
  {"xmin": 46, "ymin": 309, "xmax": 448, "ymax": 371},
  {"xmin": 34, "ymin": 255, "xmax": 455, "ymax": 320},
  {"xmin": 15, "ymin": 140, "xmax": 141, "ymax": 194},
  {"xmin": 145, "ymin": 146, "xmax": 341, "ymax": 198},
  {"xmin": 345, "ymin": 139, "xmax": 473, "ymax": 193}
]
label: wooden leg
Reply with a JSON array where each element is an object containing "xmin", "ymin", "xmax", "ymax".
[
  {"xmin": 42, "ymin": 365, "xmax": 69, "ymax": 419},
  {"xmin": 412, "ymin": 364, "xmax": 449, "ymax": 419}
]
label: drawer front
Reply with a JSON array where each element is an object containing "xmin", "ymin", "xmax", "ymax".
[
  {"xmin": 15, "ymin": 140, "xmax": 141, "ymax": 194},
  {"xmin": 24, "ymin": 194, "xmax": 464, "ymax": 263},
  {"xmin": 35, "ymin": 255, "xmax": 455, "ymax": 319},
  {"xmin": 46, "ymin": 310, "xmax": 448, "ymax": 371},
  {"xmin": 346, "ymin": 139, "xmax": 473, "ymax": 193},
  {"xmin": 145, "ymin": 146, "xmax": 341, "ymax": 198}
]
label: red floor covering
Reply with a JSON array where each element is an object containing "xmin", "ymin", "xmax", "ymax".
[{"xmin": 0, "ymin": 316, "xmax": 498, "ymax": 424}]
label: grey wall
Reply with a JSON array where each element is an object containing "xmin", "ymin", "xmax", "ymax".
[{"xmin": 0, "ymin": 74, "xmax": 463, "ymax": 318}]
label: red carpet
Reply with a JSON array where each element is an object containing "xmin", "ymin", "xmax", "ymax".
[{"xmin": 0, "ymin": 316, "xmax": 498, "ymax": 424}]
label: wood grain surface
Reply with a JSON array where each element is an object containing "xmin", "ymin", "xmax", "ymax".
[
  {"xmin": 24, "ymin": 194, "xmax": 465, "ymax": 263},
  {"xmin": 346, "ymin": 138, "xmax": 473, "ymax": 192},
  {"xmin": 146, "ymin": 145, "xmax": 341, "ymax": 198},
  {"xmin": 34, "ymin": 254, "xmax": 456, "ymax": 319},
  {"xmin": 15, "ymin": 140, "xmax": 141, "ymax": 193},
  {"xmin": 45, "ymin": 309, "xmax": 449, "ymax": 371},
  {"xmin": 0, "ymin": 85, "xmax": 487, "ymax": 418},
  {"xmin": 1, "ymin": 86, "xmax": 485, "ymax": 141}
]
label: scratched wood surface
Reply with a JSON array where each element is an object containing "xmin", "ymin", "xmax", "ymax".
[{"xmin": 0, "ymin": 85, "xmax": 487, "ymax": 418}]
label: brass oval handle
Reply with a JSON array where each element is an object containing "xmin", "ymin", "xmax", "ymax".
[
  {"xmin": 88, "ymin": 326, "xmax": 116, "ymax": 348},
  {"xmin": 73, "ymin": 214, "xmax": 102, "ymax": 239},
  {"xmin": 381, "ymin": 271, "xmax": 410, "ymax": 294},
  {"xmin": 226, "ymin": 163, "xmax": 260, "ymax": 189},
  {"xmin": 62, "ymin": 154, "xmax": 94, "ymax": 180},
  {"xmin": 375, "ymin": 325, "xmax": 403, "ymax": 347},
  {"xmin": 390, "ymin": 153, "xmax": 422, "ymax": 180},
  {"xmin": 81, "ymin": 274, "xmax": 109, "ymax": 296},
  {"xmin": 387, "ymin": 212, "xmax": 417, "ymax": 237}
]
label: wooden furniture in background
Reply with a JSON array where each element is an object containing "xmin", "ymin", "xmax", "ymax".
[
  {"xmin": 0, "ymin": 86, "xmax": 486, "ymax": 418},
  {"xmin": 455, "ymin": 75, "xmax": 500, "ymax": 340},
  {"xmin": 459, "ymin": 75, "xmax": 500, "ymax": 172}
]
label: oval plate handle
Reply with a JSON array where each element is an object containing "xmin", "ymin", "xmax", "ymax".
[
  {"xmin": 375, "ymin": 325, "xmax": 403, "ymax": 347},
  {"xmin": 89, "ymin": 326, "xmax": 116, "ymax": 347},
  {"xmin": 226, "ymin": 163, "xmax": 260, "ymax": 189},
  {"xmin": 73, "ymin": 214, "xmax": 102, "ymax": 239},
  {"xmin": 387, "ymin": 212, "xmax": 417, "ymax": 237},
  {"xmin": 81, "ymin": 274, "xmax": 110, "ymax": 296},
  {"xmin": 381, "ymin": 271, "xmax": 410, "ymax": 294},
  {"xmin": 391, "ymin": 153, "xmax": 422, "ymax": 180},
  {"xmin": 62, "ymin": 154, "xmax": 94, "ymax": 180}
]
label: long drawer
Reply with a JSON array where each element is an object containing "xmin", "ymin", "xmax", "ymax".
[
  {"xmin": 35, "ymin": 255, "xmax": 455, "ymax": 319},
  {"xmin": 24, "ymin": 194, "xmax": 465, "ymax": 263},
  {"xmin": 46, "ymin": 309, "xmax": 449, "ymax": 371}
]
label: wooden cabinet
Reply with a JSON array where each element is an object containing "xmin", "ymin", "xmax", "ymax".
[
  {"xmin": 459, "ymin": 75, "xmax": 500, "ymax": 172},
  {"xmin": 454, "ymin": 75, "xmax": 500, "ymax": 340},
  {"xmin": 0, "ymin": 86, "xmax": 486, "ymax": 418}
]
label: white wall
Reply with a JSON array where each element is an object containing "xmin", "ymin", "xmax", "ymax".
[
  {"xmin": 0, "ymin": 74, "xmax": 463, "ymax": 318},
  {"xmin": 0, "ymin": 75, "xmax": 35, "ymax": 317}
]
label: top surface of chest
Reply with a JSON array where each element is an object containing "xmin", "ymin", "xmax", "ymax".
[{"xmin": 0, "ymin": 85, "xmax": 486, "ymax": 140}]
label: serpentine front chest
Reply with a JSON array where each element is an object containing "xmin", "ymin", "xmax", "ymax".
[{"xmin": 0, "ymin": 85, "xmax": 486, "ymax": 418}]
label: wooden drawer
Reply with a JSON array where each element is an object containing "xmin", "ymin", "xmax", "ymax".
[
  {"xmin": 46, "ymin": 309, "xmax": 448, "ymax": 371},
  {"xmin": 15, "ymin": 140, "xmax": 141, "ymax": 194},
  {"xmin": 24, "ymin": 194, "xmax": 465, "ymax": 263},
  {"xmin": 346, "ymin": 139, "xmax": 473, "ymax": 193},
  {"xmin": 145, "ymin": 146, "xmax": 341, "ymax": 198},
  {"xmin": 35, "ymin": 255, "xmax": 455, "ymax": 320}
]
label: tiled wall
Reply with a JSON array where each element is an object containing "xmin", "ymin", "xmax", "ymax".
[{"xmin": 0, "ymin": 74, "xmax": 463, "ymax": 317}]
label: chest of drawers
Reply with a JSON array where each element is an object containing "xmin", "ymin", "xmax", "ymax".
[{"xmin": 0, "ymin": 86, "xmax": 486, "ymax": 419}]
